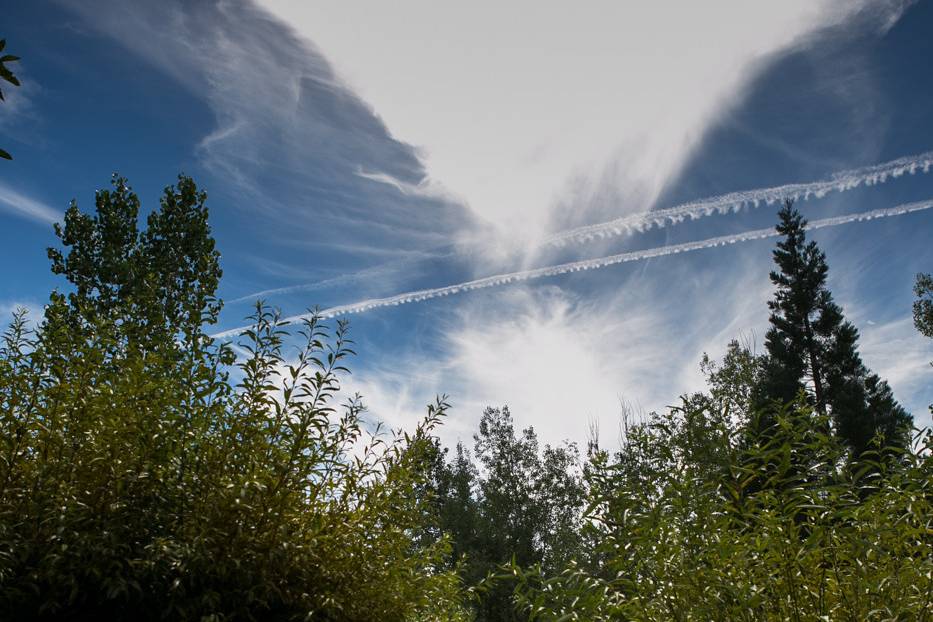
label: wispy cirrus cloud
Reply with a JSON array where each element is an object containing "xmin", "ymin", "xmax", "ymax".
[
  {"xmin": 0, "ymin": 62, "xmax": 42, "ymax": 146},
  {"xmin": 212, "ymin": 196, "xmax": 933, "ymax": 336},
  {"xmin": 340, "ymin": 258, "xmax": 774, "ymax": 450},
  {"xmin": 0, "ymin": 183, "xmax": 60, "ymax": 225},
  {"xmin": 545, "ymin": 150, "xmax": 933, "ymax": 247},
  {"xmin": 228, "ymin": 251, "xmax": 436, "ymax": 305},
  {"xmin": 260, "ymin": 0, "xmax": 901, "ymax": 257},
  {"xmin": 59, "ymin": 0, "xmax": 477, "ymax": 269},
  {"xmin": 53, "ymin": 0, "xmax": 929, "ymax": 451},
  {"xmin": 858, "ymin": 316, "xmax": 933, "ymax": 426}
]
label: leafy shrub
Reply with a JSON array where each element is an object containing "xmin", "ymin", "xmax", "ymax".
[
  {"xmin": 509, "ymin": 399, "xmax": 932, "ymax": 621},
  {"xmin": 0, "ymin": 176, "xmax": 468, "ymax": 621},
  {"xmin": 1, "ymin": 173, "xmax": 930, "ymax": 621}
]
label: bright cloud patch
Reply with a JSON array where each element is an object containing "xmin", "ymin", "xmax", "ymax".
[{"xmin": 260, "ymin": 0, "xmax": 881, "ymax": 255}]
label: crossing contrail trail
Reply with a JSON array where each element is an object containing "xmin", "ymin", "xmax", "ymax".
[
  {"xmin": 227, "ymin": 150, "xmax": 933, "ymax": 306},
  {"xmin": 212, "ymin": 199, "xmax": 933, "ymax": 339},
  {"xmin": 544, "ymin": 151, "xmax": 933, "ymax": 247}
]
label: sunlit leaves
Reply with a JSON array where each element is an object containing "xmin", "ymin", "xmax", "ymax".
[
  {"xmin": 510, "ymin": 399, "xmax": 932, "ymax": 621},
  {"xmin": 0, "ymin": 176, "xmax": 469, "ymax": 620}
]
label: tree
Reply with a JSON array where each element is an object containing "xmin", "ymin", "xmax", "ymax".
[
  {"xmin": 428, "ymin": 407, "xmax": 585, "ymax": 621},
  {"xmin": 754, "ymin": 201, "xmax": 911, "ymax": 456},
  {"xmin": 418, "ymin": 439, "xmax": 480, "ymax": 571},
  {"xmin": 914, "ymin": 272, "xmax": 933, "ymax": 414},
  {"xmin": 473, "ymin": 407, "xmax": 584, "ymax": 574},
  {"xmin": 914, "ymin": 272, "xmax": 933, "ymax": 339},
  {"xmin": 700, "ymin": 338, "xmax": 762, "ymax": 426},
  {"xmin": 473, "ymin": 406, "xmax": 546, "ymax": 577},
  {"xmin": 509, "ymin": 398, "xmax": 933, "ymax": 621},
  {"xmin": 0, "ymin": 175, "xmax": 468, "ymax": 620},
  {"xmin": 46, "ymin": 174, "xmax": 222, "ymax": 355},
  {"xmin": 0, "ymin": 38, "xmax": 21, "ymax": 160}
]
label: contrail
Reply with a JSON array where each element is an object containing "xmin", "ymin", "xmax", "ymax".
[
  {"xmin": 544, "ymin": 151, "xmax": 933, "ymax": 247},
  {"xmin": 228, "ymin": 271, "xmax": 377, "ymax": 304},
  {"xmin": 227, "ymin": 150, "xmax": 933, "ymax": 306},
  {"xmin": 212, "ymin": 199, "xmax": 933, "ymax": 339},
  {"xmin": 226, "ymin": 252, "xmax": 443, "ymax": 304}
]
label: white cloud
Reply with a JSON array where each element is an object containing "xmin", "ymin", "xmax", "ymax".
[
  {"xmin": 61, "ymin": 0, "xmax": 475, "ymax": 264},
  {"xmin": 342, "ymin": 252, "xmax": 776, "ymax": 450},
  {"xmin": 340, "ymin": 361, "xmax": 453, "ymax": 436},
  {"xmin": 859, "ymin": 316, "xmax": 933, "ymax": 426},
  {"xmin": 259, "ymin": 0, "xmax": 880, "ymax": 257},
  {"xmin": 356, "ymin": 169, "xmax": 460, "ymax": 203},
  {"xmin": 212, "ymin": 197, "xmax": 933, "ymax": 340},
  {"xmin": 251, "ymin": 0, "xmax": 920, "ymax": 448},
  {"xmin": 442, "ymin": 287, "xmax": 669, "ymax": 446},
  {"xmin": 0, "ymin": 183, "xmax": 61, "ymax": 225},
  {"xmin": 336, "ymin": 287, "xmax": 643, "ymax": 449},
  {"xmin": 0, "ymin": 62, "xmax": 41, "ymax": 143},
  {"xmin": 58, "ymin": 0, "xmax": 925, "ymax": 446},
  {"xmin": 0, "ymin": 300, "xmax": 46, "ymax": 328}
]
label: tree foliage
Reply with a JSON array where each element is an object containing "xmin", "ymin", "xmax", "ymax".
[
  {"xmin": 915, "ymin": 272, "xmax": 933, "ymax": 414},
  {"xmin": 509, "ymin": 400, "xmax": 932, "ymax": 621},
  {"xmin": 0, "ymin": 38, "xmax": 21, "ymax": 160},
  {"xmin": 427, "ymin": 407, "xmax": 586, "ymax": 621},
  {"xmin": 754, "ymin": 201, "xmax": 911, "ymax": 456},
  {"xmin": 915, "ymin": 272, "xmax": 933, "ymax": 340},
  {"xmin": 0, "ymin": 176, "xmax": 467, "ymax": 621},
  {"xmin": 1, "ymin": 173, "xmax": 929, "ymax": 621}
]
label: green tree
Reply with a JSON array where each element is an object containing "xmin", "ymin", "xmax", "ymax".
[
  {"xmin": 754, "ymin": 201, "xmax": 911, "ymax": 456},
  {"xmin": 425, "ymin": 441, "xmax": 480, "ymax": 570},
  {"xmin": 476, "ymin": 410, "xmax": 584, "ymax": 558},
  {"xmin": 914, "ymin": 272, "xmax": 933, "ymax": 339},
  {"xmin": 0, "ymin": 38, "xmax": 21, "ymax": 160},
  {"xmin": 510, "ymin": 399, "xmax": 933, "ymax": 621},
  {"xmin": 429, "ymin": 407, "xmax": 585, "ymax": 621},
  {"xmin": 474, "ymin": 407, "xmax": 546, "ymax": 578},
  {"xmin": 0, "ymin": 175, "xmax": 468, "ymax": 620},
  {"xmin": 700, "ymin": 338, "xmax": 762, "ymax": 426},
  {"xmin": 914, "ymin": 272, "xmax": 933, "ymax": 413},
  {"xmin": 46, "ymin": 174, "xmax": 222, "ymax": 354}
]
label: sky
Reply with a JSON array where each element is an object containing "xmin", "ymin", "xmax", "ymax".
[{"xmin": 2, "ymin": 0, "xmax": 932, "ymax": 449}]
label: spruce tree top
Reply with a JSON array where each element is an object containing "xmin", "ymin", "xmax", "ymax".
[
  {"xmin": 761, "ymin": 201, "xmax": 835, "ymax": 415},
  {"xmin": 756, "ymin": 201, "xmax": 911, "ymax": 456}
]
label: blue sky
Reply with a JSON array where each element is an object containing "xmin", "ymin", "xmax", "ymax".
[{"xmin": 2, "ymin": 0, "xmax": 932, "ymax": 447}]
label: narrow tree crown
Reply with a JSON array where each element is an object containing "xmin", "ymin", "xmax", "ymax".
[{"xmin": 756, "ymin": 201, "xmax": 911, "ymax": 456}]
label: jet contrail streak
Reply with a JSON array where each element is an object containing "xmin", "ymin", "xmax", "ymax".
[
  {"xmin": 212, "ymin": 199, "xmax": 933, "ymax": 339},
  {"xmin": 544, "ymin": 151, "xmax": 933, "ymax": 247},
  {"xmin": 227, "ymin": 150, "xmax": 933, "ymax": 307}
]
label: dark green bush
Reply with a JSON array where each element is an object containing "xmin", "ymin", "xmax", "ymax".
[
  {"xmin": 509, "ymin": 400, "xmax": 932, "ymax": 621},
  {"xmin": 0, "ymin": 176, "xmax": 468, "ymax": 621},
  {"xmin": 2, "ymin": 174, "xmax": 930, "ymax": 621}
]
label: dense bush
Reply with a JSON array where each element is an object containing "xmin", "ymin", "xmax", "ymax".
[
  {"xmin": 424, "ymin": 407, "xmax": 586, "ymax": 621},
  {"xmin": 0, "ymin": 177, "xmax": 467, "ymax": 621},
  {"xmin": 1, "ymin": 174, "xmax": 930, "ymax": 621},
  {"xmin": 508, "ymin": 400, "xmax": 932, "ymax": 620}
]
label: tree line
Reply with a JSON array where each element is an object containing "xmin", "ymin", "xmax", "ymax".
[{"xmin": 0, "ymin": 174, "xmax": 930, "ymax": 620}]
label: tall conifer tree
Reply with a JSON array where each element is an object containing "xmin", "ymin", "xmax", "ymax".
[{"xmin": 754, "ymin": 201, "xmax": 911, "ymax": 456}]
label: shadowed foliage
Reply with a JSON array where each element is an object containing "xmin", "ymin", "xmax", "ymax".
[
  {"xmin": 0, "ymin": 176, "xmax": 469, "ymax": 621},
  {"xmin": 0, "ymin": 37, "xmax": 21, "ymax": 160},
  {"xmin": 1, "ymin": 177, "xmax": 929, "ymax": 621}
]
